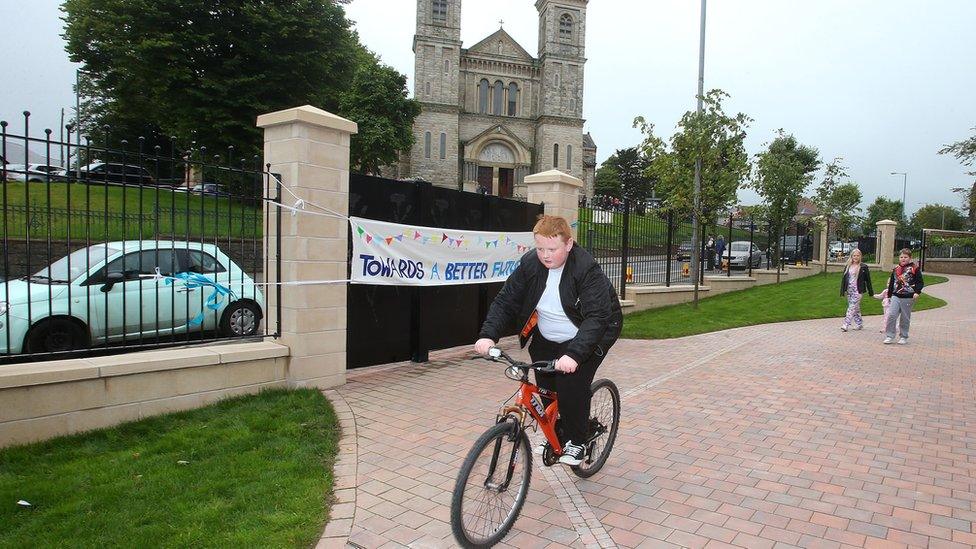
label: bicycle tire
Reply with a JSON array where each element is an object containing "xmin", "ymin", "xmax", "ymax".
[
  {"xmin": 572, "ymin": 378, "xmax": 620, "ymax": 478},
  {"xmin": 451, "ymin": 420, "xmax": 532, "ymax": 548}
]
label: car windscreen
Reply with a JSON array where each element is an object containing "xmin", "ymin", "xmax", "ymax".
[
  {"xmin": 730, "ymin": 243, "xmax": 750, "ymax": 252},
  {"xmin": 33, "ymin": 245, "xmax": 120, "ymax": 283}
]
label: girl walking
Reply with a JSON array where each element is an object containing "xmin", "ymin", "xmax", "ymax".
[{"xmin": 840, "ymin": 248, "xmax": 873, "ymax": 331}]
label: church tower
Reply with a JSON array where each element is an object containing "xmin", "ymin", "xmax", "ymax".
[
  {"xmin": 409, "ymin": 0, "xmax": 463, "ymax": 187},
  {"xmin": 535, "ymin": 0, "xmax": 587, "ymax": 179}
]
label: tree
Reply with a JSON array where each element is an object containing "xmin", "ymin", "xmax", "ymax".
[
  {"xmin": 832, "ymin": 183, "xmax": 863, "ymax": 239},
  {"xmin": 812, "ymin": 157, "xmax": 847, "ymax": 239},
  {"xmin": 613, "ymin": 147, "xmax": 652, "ymax": 202},
  {"xmin": 864, "ymin": 196, "xmax": 907, "ymax": 232},
  {"xmin": 593, "ymin": 160, "xmax": 621, "ymax": 198},
  {"xmin": 62, "ymin": 0, "xmax": 418, "ymax": 184},
  {"xmin": 939, "ymin": 129, "xmax": 976, "ymax": 228},
  {"xmin": 338, "ymin": 54, "xmax": 421, "ymax": 175},
  {"xmin": 751, "ymin": 132, "xmax": 820, "ymax": 279},
  {"xmin": 636, "ymin": 89, "xmax": 751, "ymax": 222},
  {"xmin": 910, "ymin": 204, "xmax": 966, "ymax": 233}
]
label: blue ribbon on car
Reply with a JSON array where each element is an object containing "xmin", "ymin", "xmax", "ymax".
[{"xmin": 164, "ymin": 272, "xmax": 237, "ymax": 327}]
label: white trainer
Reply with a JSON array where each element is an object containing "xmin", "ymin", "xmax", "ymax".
[
  {"xmin": 883, "ymin": 337, "xmax": 894, "ymax": 344},
  {"xmin": 897, "ymin": 337, "xmax": 908, "ymax": 345}
]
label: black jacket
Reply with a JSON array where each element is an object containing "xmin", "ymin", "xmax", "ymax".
[
  {"xmin": 887, "ymin": 263, "xmax": 924, "ymax": 298},
  {"xmin": 479, "ymin": 246, "xmax": 623, "ymax": 364},
  {"xmin": 839, "ymin": 264, "xmax": 874, "ymax": 296}
]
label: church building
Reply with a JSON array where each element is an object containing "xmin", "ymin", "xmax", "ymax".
[{"xmin": 397, "ymin": 0, "xmax": 597, "ymax": 198}]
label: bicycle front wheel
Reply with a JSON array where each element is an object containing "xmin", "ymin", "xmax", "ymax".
[
  {"xmin": 572, "ymin": 378, "xmax": 621, "ymax": 478},
  {"xmin": 451, "ymin": 420, "xmax": 532, "ymax": 548}
]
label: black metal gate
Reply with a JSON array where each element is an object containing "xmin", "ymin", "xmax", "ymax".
[{"xmin": 347, "ymin": 174, "xmax": 543, "ymax": 368}]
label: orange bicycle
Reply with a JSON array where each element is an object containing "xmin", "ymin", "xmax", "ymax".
[{"xmin": 450, "ymin": 347, "xmax": 620, "ymax": 548}]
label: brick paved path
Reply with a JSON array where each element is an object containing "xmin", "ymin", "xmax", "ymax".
[{"xmin": 320, "ymin": 274, "xmax": 975, "ymax": 549}]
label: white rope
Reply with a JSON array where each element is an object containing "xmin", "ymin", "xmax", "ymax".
[
  {"xmin": 139, "ymin": 269, "xmax": 352, "ymax": 287},
  {"xmin": 266, "ymin": 173, "xmax": 349, "ymax": 220}
]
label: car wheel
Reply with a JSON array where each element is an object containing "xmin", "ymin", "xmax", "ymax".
[
  {"xmin": 25, "ymin": 318, "xmax": 89, "ymax": 354},
  {"xmin": 220, "ymin": 301, "xmax": 262, "ymax": 337}
]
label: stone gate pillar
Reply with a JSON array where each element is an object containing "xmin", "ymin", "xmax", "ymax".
[
  {"xmin": 876, "ymin": 219, "xmax": 897, "ymax": 271},
  {"xmin": 258, "ymin": 105, "xmax": 357, "ymax": 389},
  {"xmin": 524, "ymin": 169, "xmax": 583, "ymax": 237}
]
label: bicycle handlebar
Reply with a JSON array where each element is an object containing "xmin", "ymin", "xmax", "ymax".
[{"xmin": 480, "ymin": 347, "xmax": 559, "ymax": 374}]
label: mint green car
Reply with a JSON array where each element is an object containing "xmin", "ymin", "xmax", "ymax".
[{"xmin": 0, "ymin": 241, "xmax": 264, "ymax": 355}]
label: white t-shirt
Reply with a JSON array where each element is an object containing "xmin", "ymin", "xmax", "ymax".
[{"xmin": 536, "ymin": 265, "xmax": 579, "ymax": 343}]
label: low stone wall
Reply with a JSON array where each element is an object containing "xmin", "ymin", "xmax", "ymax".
[
  {"xmin": 703, "ymin": 276, "xmax": 756, "ymax": 296},
  {"xmin": 0, "ymin": 341, "xmax": 290, "ymax": 448},
  {"xmin": 627, "ymin": 285, "xmax": 712, "ymax": 312},
  {"xmin": 924, "ymin": 258, "xmax": 976, "ymax": 276},
  {"xmin": 752, "ymin": 269, "xmax": 790, "ymax": 285},
  {"xmin": 787, "ymin": 265, "xmax": 816, "ymax": 279}
]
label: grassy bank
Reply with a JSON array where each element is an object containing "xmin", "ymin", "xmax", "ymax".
[
  {"xmin": 1, "ymin": 182, "xmax": 262, "ymax": 240},
  {"xmin": 0, "ymin": 389, "xmax": 338, "ymax": 548},
  {"xmin": 622, "ymin": 271, "xmax": 948, "ymax": 339}
]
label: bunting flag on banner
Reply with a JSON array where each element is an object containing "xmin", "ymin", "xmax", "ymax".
[{"xmin": 350, "ymin": 216, "xmax": 534, "ymax": 286}]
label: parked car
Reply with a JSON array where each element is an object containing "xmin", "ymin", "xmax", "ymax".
[
  {"xmin": 190, "ymin": 183, "xmax": 229, "ymax": 196},
  {"xmin": 4, "ymin": 163, "xmax": 65, "ymax": 182},
  {"xmin": 675, "ymin": 240, "xmax": 694, "ymax": 261},
  {"xmin": 724, "ymin": 241, "xmax": 764, "ymax": 269},
  {"xmin": 69, "ymin": 161, "xmax": 156, "ymax": 186},
  {"xmin": 829, "ymin": 241, "xmax": 857, "ymax": 259},
  {"xmin": 779, "ymin": 235, "xmax": 803, "ymax": 264},
  {"xmin": 0, "ymin": 241, "xmax": 264, "ymax": 355}
]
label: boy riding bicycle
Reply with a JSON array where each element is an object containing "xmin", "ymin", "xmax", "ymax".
[{"xmin": 474, "ymin": 215, "xmax": 622, "ymax": 466}]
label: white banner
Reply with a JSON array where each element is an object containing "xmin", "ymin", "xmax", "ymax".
[{"xmin": 350, "ymin": 216, "xmax": 535, "ymax": 286}]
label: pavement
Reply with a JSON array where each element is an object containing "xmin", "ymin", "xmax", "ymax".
[{"xmin": 319, "ymin": 274, "xmax": 976, "ymax": 549}]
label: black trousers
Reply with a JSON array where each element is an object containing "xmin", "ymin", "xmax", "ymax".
[{"xmin": 529, "ymin": 334, "xmax": 606, "ymax": 444}]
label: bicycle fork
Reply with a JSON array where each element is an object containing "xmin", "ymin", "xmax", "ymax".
[{"xmin": 484, "ymin": 411, "xmax": 527, "ymax": 492}]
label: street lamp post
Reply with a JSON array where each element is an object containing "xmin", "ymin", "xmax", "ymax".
[
  {"xmin": 890, "ymin": 171, "xmax": 907, "ymax": 221},
  {"xmin": 690, "ymin": 0, "xmax": 707, "ymax": 307}
]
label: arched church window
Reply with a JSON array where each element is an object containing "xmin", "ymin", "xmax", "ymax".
[
  {"xmin": 425, "ymin": 81, "xmax": 431, "ymax": 96},
  {"xmin": 425, "ymin": 132, "xmax": 431, "ymax": 159},
  {"xmin": 493, "ymin": 80, "xmax": 504, "ymax": 115},
  {"xmin": 553, "ymin": 143, "xmax": 559, "ymax": 169},
  {"xmin": 567, "ymin": 145, "xmax": 572, "ymax": 170},
  {"xmin": 432, "ymin": 0, "xmax": 448, "ymax": 23},
  {"xmin": 508, "ymin": 82, "xmax": 519, "ymax": 116},
  {"xmin": 478, "ymin": 79, "xmax": 489, "ymax": 114},
  {"xmin": 554, "ymin": 72, "xmax": 560, "ymax": 88},
  {"xmin": 559, "ymin": 14, "xmax": 573, "ymax": 41},
  {"xmin": 444, "ymin": 59, "xmax": 450, "ymax": 75},
  {"xmin": 440, "ymin": 132, "xmax": 447, "ymax": 159}
]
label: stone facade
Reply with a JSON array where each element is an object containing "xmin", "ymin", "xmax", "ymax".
[{"xmin": 400, "ymin": 0, "xmax": 597, "ymax": 198}]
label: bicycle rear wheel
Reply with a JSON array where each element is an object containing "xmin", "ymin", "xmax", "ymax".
[
  {"xmin": 451, "ymin": 420, "xmax": 532, "ymax": 548},
  {"xmin": 572, "ymin": 378, "xmax": 620, "ymax": 478}
]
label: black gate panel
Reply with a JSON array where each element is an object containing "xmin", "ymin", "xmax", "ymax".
[{"xmin": 347, "ymin": 174, "xmax": 542, "ymax": 368}]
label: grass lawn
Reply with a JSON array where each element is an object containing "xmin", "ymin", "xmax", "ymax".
[
  {"xmin": 0, "ymin": 389, "xmax": 338, "ymax": 548},
  {"xmin": 577, "ymin": 207, "xmax": 756, "ymax": 252},
  {"xmin": 622, "ymin": 271, "xmax": 948, "ymax": 339},
  {"xmin": 1, "ymin": 182, "xmax": 263, "ymax": 240}
]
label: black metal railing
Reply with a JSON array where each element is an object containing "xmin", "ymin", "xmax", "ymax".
[
  {"xmin": 578, "ymin": 200, "xmax": 817, "ymax": 298},
  {"xmin": 1, "ymin": 112, "xmax": 279, "ymax": 363}
]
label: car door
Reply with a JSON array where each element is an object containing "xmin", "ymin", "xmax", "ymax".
[
  {"xmin": 174, "ymin": 249, "xmax": 228, "ymax": 333},
  {"xmin": 83, "ymin": 248, "xmax": 185, "ymax": 341}
]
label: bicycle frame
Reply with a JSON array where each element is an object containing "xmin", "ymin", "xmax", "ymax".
[{"xmin": 498, "ymin": 378, "xmax": 562, "ymax": 455}]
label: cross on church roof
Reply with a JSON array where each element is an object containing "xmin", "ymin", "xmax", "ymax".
[{"xmin": 499, "ymin": 19, "xmax": 504, "ymax": 28}]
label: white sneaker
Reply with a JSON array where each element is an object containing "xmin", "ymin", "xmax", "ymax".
[
  {"xmin": 533, "ymin": 441, "xmax": 547, "ymax": 456},
  {"xmin": 854, "ymin": 325, "xmax": 863, "ymax": 331},
  {"xmin": 840, "ymin": 325, "xmax": 849, "ymax": 332},
  {"xmin": 897, "ymin": 337, "xmax": 908, "ymax": 345},
  {"xmin": 558, "ymin": 441, "xmax": 586, "ymax": 466},
  {"xmin": 883, "ymin": 337, "xmax": 894, "ymax": 344}
]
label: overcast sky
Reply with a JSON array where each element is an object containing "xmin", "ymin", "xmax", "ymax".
[{"xmin": 2, "ymin": 0, "xmax": 974, "ymax": 216}]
